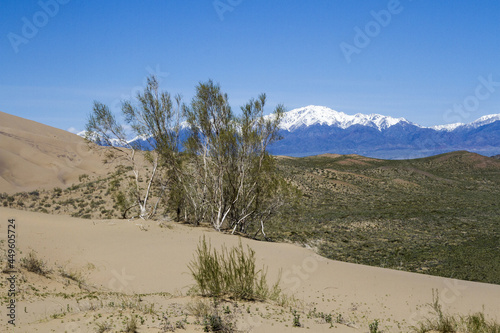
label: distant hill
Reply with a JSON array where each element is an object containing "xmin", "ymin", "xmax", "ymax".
[
  {"xmin": 272, "ymin": 150, "xmax": 500, "ymax": 284},
  {"xmin": 0, "ymin": 111, "xmax": 113, "ymax": 194}
]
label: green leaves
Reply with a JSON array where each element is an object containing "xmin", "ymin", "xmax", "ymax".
[
  {"xmin": 182, "ymin": 80, "xmax": 287, "ymax": 234},
  {"xmin": 188, "ymin": 236, "xmax": 274, "ymax": 301}
]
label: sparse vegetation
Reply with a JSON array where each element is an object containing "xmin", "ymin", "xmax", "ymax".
[
  {"xmin": 95, "ymin": 321, "xmax": 112, "ymax": 333},
  {"xmin": 186, "ymin": 298, "xmax": 213, "ymax": 319},
  {"xmin": 271, "ymin": 152, "xmax": 500, "ymax": 284},
  {"xmin": 369, "ymin": 319, "xmax": 380, "ymax": 333},
  {"xmin": 20, "ymin": 250, "xmax": 51, "ymax": 276},
  {"xmin": 5, "ymin": 150, "xmax": 500, "ymax": 285},
  {"xmin": 189, "ymin": 236, "xmax": 281, "ymax": 301},
  {"xmin": 123, "ymin": 315, "xmax": 139, "ymax": 333},
  {"xmin": 202, "ymin": 299, "xmax": 236, "ymax": 333},
  {"xmin": 59, "ymin": 266, "xmax": 88, "ymax": 289},
  {"xmin": 186, "ymin": 298, "xmax": 236, "ymax": 333},
  {"xmin": 413, "ymin": 291, "xmax": 500, "ymax": 333},
  {"xmin": 292, "ymin": 309, "xmax": 301, "ymax": 327}
]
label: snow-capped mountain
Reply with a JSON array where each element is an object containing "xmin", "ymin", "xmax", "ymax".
[
  {"xmin": 77, "ymin": 130, "xmax": 133, "ymax": 148},
  {"xmin": 430, "ymin": 114, "xmax": 500, "ymax": 131},
  {"xmin": 80, "ymin": 105, "xmax": 500, "ymax": 159},
  {"xmin": 463, "ymin": 114, "xmax": 500, "ymax": 128},
  {"xmin": 269, "ymin": 106, "xmax": 500, "ymax": 159},
  {"xmin": 278, "ymin": 105, "xmax": 411, "ymax": 132}
]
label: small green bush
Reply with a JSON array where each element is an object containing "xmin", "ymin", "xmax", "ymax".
[
  {"xmin": 462, "ymin": 312, "xmax": 500, "ymax": 333},
  {"xmin": 189, "ymin": 236, "xmax": 278, "ymax": 301},
  {"xmin": 292, "ymin": 310, "xmax": 301, "ymax": 327},
  {"xmin": 369, "ymin": 319, "xmax": 380, "ymax": 333},
  {"xmin": 20, "ymin": 251, "xmax": 51, "ymax": 276}
]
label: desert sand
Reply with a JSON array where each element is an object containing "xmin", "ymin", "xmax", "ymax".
[
  {"xmin": 0, "ymin": 111, "xmax": 113, "ymax": 194},
  {"xmin": 0, "ymin": 207, "xmax": 499, "ymax": 332}
]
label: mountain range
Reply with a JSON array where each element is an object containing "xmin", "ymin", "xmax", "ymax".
[
  {"xmin": 268, "ymin": 105, "xmax": 500, "ymax": 159},
  {"xmin": 82, "ymin": 105, "xmax": 500, "ymax": 159}
]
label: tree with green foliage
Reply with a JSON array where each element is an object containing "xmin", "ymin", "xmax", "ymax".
[
  {"xmin": 87, "ymin": 76, "xmax": 287, "ymax": 237},
  {"xmin": 182, "ymin": 80, "xmax": 286, "ymax": 237},
  {"xmin": 86, "ymin": 76, "xmax": 181, "ymax": 219}
]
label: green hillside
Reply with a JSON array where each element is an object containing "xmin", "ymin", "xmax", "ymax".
[{"xmin": 271, "ymin": 151, "xmax": 500, "ymax": 284}]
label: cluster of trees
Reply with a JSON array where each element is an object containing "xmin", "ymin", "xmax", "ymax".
[{"xmin": 86, "ymin": 76, "xmax": 290, "ymax": 237}]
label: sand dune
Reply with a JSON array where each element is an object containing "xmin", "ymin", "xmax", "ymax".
[
  {"xmin": 0, "ymin": 207, "xmax": 499, "ymax": 332},
  {"xmin": 0, "ymin": 111, "xmax": 111, "ymax": 194}
]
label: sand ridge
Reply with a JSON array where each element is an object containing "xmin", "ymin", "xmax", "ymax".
[{"xmin": 0, "ymin": 111, "xmax": 113, "ymax": 194}]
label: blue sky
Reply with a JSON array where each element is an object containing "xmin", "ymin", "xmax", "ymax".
[{"xmin": 1, "ymin": 0, "xmax": 499, "ymax": 132}]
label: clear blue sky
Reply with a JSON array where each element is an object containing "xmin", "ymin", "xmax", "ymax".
[{"xmin": 1, "ymin": 0, "xmax": 499, "ymax": 132}]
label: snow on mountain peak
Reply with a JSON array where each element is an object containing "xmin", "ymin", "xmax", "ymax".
[
  {"xmin": 431, "ymin": 123, "xmax": 465, "ymax": 131},
  {"xmin": 431, "ymin": 114, "xmax": 500, "ymax": 131},
  {"xmin": 279, "ymin": 105, "xmax": 408, "ymax": 132},
  {"xmin": 470, "ymin": 114, "xmax": 500, "ymax": 127}
]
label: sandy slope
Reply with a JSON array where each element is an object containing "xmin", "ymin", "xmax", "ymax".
[
  {"xmin": 0, "ymin": 208, "xmax": 499, "ymax": 332},
  {"xmin": 0, "ymin": 111, "xmax": 112, "ymax": 194}
]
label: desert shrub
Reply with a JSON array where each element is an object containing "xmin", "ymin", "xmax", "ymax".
[
  {"xmin": 95, "ymin": 321, "xmax": 112, "ymax": 333},
  {"xmin": 199, "ymin": 299, "xmax": 236, "ymax": 333},
  {"xmin": 415, "ymin": 291, "xmax": 456, "ymax": 333},
  {"xmin": 292, "ymin": 310, "xmax": 301, "ymax": 327},
  {"xmin": 414, "ymin": 290, "xmax": 500, "ymax": 333},
  {"xmin": 20, "ymin": 251, "xmax": 51, "ymax": 276},
  {"xmin": 123, "ymin": 316, "xmax": 138, "ymax": 333},
  {"xmin": 369, "ymin": 319, "xmax": 380, "ymax": 333},
  {"xmin": 59, "ymin": 267, "xmax": 86, "ymax": 289},
  {"xmin": 109, "ymin": 178, "xmax": 120, "ymax": 191},
  {"xmin": 79, "ymin": 174, "xmax": 89, "ymax": 182},
  {"xmin": 29, "ymin": 190, "xmax": 40, "ymax": 197},
  {"xmin": 189, "ymin": 236, "xmax": 278, "ymax": 301},
  {"xmin": 461, "ymin": 312, "xmax": 500, "ymax": 333}
]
